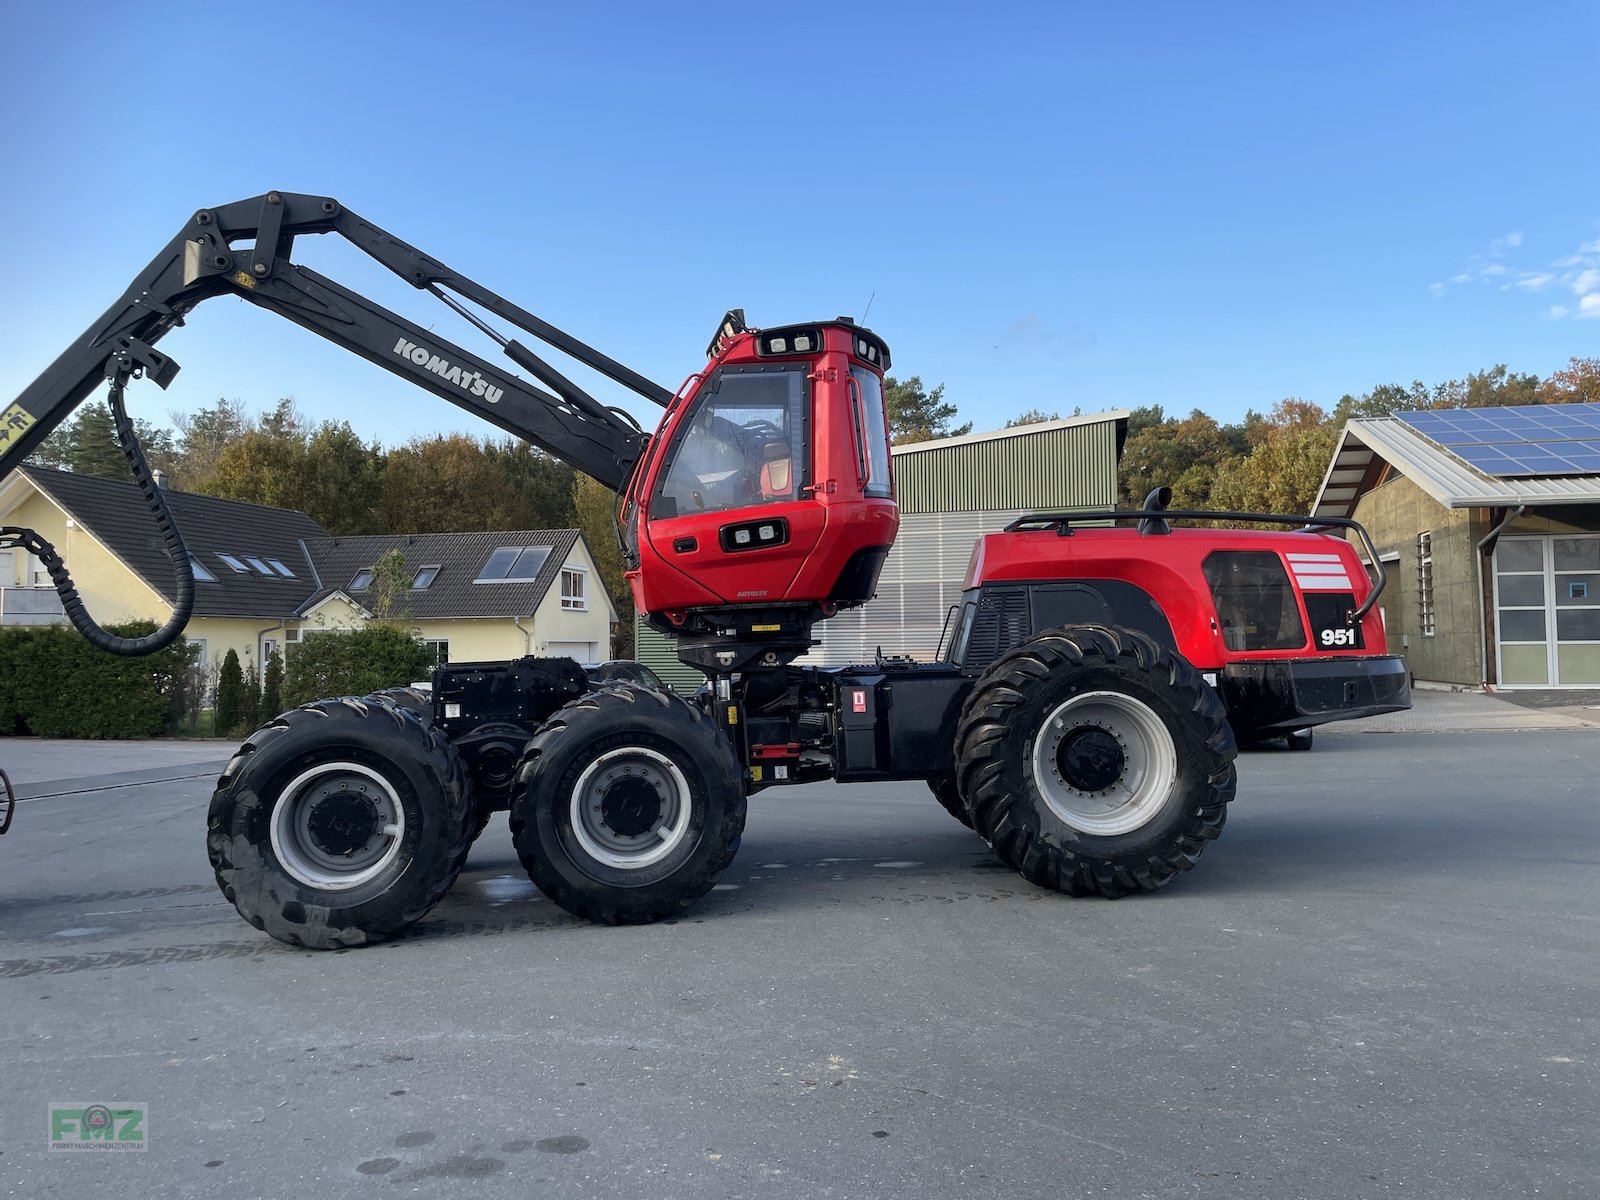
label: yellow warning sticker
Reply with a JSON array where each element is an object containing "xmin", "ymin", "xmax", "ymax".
[
  {"xmin": 726, "ymin": 705, "xmax": 739, "ymax": 725},
  {"xmin": 0, "ymin": 403, "xmax": 38, "ymax": 457},
  {"xmin": 751, "ymin": 624, "xmax": 781, "ymax": 632},
  {"xmin": 749, "ymin": 765, "xmax": 763, "ymax": 782}
]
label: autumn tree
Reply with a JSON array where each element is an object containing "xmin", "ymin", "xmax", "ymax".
[
  {"xmin": 1117, "ymin": 407, "xmax": 1247, "ymax": 509},
  {"xmin": 377, "ymin": 435, "xmax": 525, "ymax": 532},
  {"xmin": 885, "ymin": 376, "xmax": 968, "ymax": 444},
  {"xmin": 484, "ymin": 439, "xmax": 578, "ymax": 530},
  {"xmin": 191, "ymin": 401, "xmax": 384, "ymax": 534},
  {"xmin": 1208, "ymin": 399, "xmax": 1339, "ymax": 518},
  {"xmin": 1539, "ymin": 356, "xmax": 1600, "ymax": 404},
  {"xmin": 372, "ymin": 435, "xmax": 576, "ymax": 534}
]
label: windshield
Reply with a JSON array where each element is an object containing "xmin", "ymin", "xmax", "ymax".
[{"xmin": 651, "ymin": 366, "xmax": 807, "ymax": 518}]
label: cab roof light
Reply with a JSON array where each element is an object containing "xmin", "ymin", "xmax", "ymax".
[{"xmin": 758, "ymin": 328, "xmax": 819, "ymax": 357}]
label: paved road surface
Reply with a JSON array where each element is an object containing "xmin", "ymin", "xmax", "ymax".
[{"xmin": 1, "ymin": 728, "xmax": 1596, "ymax": 1199}]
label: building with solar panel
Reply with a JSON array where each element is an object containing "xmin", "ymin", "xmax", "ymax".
[{"xmin": 1314, "ymin": 402, "xmax": 1600, "ymax": 689}]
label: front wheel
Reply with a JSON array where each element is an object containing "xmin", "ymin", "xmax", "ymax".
[
  {"xmin": 927, "ymin": 776, "xmax": 974, "ymax": 830},
  {"xmin": 510, "ymin": 685, "xmax": 745, "ymax": 924},
  {"xmin": 955, "ymin": 624, "xmax": 1236, "ymax": 898},
  {"xmin": 207, "ymin": 697, "xmax": 474, "ymax": 948}
]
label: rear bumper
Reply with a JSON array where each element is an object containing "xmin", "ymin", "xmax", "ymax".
[{"xmin": 1216, "ymin": 655, "xmax": 1411, "ymax": 739}]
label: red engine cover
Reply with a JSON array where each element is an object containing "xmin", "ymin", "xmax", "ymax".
[{"xmin": 966, "ymin": 525, "xmax": 1392, "ymax": 667}]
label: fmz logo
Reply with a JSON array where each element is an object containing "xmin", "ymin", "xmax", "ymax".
[{"xmin": 48, "ymin": 1103, "xmax": 148, "ymax": 1152}]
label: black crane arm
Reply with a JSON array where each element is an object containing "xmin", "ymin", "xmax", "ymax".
[
  {"xmin": 0, "ymin": 192, "xmax": 671, "ymax": 657},
  {"xmin": 1, "ymin": 191, "xmax": 662, "ymax": 493}
]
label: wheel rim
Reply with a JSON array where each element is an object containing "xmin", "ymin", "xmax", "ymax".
[
  {"xmin": 269, "ymin": 761, "xmax": 406, "ymax": 890},
  {"xmin": 1030, "ymin": 690, "xmax": 1178, "ymax": 836},
  {"xmin": 568, "ymin": 747, "xmax": 693, "ymax": 871}
]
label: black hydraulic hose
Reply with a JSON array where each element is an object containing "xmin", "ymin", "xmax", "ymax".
[{"xmin": 1, "ymin": 373, "xmax": 195, "ymax": 656}]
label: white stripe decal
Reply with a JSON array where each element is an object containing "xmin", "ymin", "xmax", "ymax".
[{"xmin": 1287, "ymin": 553, "xmax": 1343, "ymax": 562}]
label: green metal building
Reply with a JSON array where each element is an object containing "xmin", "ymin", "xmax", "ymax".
[{"xmin": 637, "ymin": 411, "xmax": 1129, "ymax": 691}]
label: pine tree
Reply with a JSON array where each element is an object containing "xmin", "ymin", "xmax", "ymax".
[
  {"xmin": 215, "ymin": 649, "xmax": 244, "ymax": 735},
  {"xmin": 261, "ymin": 649, "xmax": 285, "ymax": 717}
]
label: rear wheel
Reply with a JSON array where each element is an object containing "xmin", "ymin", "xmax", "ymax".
[
  {"xmin": 364, "ymin": 686, "xmax": 434, "ymax": 721},
  {"xmin": 207, "ymin": 697, "xmax": 474, "ymax": 948},
  {"xmin": 366, "ymin": 686, "xmax": 497, "ymax": 840},
  {"xmin": 510, "ymin": 685, "xmax": 745, "ymax": 924},
  {"xmin": 955, "ymin": 624, "xmax": 1235, "ymax": 898}
]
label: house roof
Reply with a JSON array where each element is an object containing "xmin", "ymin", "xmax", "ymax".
[
  {"xmin": 299, "ymin": 529, "xmax": 584, "ymax": 619},
  {"xmin": 5, "ymin": 467, "xmax": 596, "ymax": 623},
  {"xmin": 1314, "ymin": 407, "xmax": 1600, "ymax": 519},
  {"xmin": 13, "ymin": 466, "xmax": 328, "ymax": 618}
]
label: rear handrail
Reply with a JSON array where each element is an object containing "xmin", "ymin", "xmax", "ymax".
[{"xmin": 1004, "ymin": 509, "xmax": 1389, "ymax": 623}]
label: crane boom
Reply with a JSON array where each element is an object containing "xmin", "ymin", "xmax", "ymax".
[{"xmin": 2, "ymin": 191, "xmax": 658, "ymax": 492}]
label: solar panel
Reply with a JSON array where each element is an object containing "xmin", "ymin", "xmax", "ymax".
[{"xmin": 1397, "ymin": 402, "xmax": 1600, "ymax": 477}]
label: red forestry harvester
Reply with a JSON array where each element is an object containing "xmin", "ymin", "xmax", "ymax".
[{"xmin": 0, "ymin": 193, "xmax": 1408, "ymax": 943}]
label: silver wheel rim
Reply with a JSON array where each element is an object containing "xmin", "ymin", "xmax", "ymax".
[
  {"xmin": 569, "ymin": 747, "xmax": 693, "ymax": 870},
  {"xmin": 1030, "ymin": 690, "xmax": 1178, "ymax": 836},
  {"xmin": 269, "ymin": 761, "xmax": 406, "ymax": 890}
]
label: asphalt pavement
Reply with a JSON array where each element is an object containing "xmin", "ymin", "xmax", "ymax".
[{"xmin": 0, "ymin": 709, "xmax": 1597, "ymax": 1200}]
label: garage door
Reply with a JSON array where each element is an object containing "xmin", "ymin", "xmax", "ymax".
[
  {"xmin": 544, "ymin": 641, "xmax": 596, "ymax": 664},
  {"xmin": 1494, "ymin": 535, "xmax": 1600, "ymax": 685}
]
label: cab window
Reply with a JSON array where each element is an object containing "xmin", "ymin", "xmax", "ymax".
[
  {"xmin": 850, "ymin": 366, "xmax": 893, "ymax": 499},
  {"xmin": 651, "ymin": 366, "xmax": 807, "ymax": 519}
]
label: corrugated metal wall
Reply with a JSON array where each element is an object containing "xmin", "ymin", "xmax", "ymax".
[
  {"xmin": 894, "ymin": 418, "xmax": 1121, "ymax": 514},
  {"xmin": 634, "ymin": 615, "xmax": 708, "ymax": 695},
  {"xmin": 635, "ymin": 413, "xmax": 1127, "ymax": 685},
  {"xmin": 800, "ymin": 509, "xmax": 1028, "ymax": 665}
]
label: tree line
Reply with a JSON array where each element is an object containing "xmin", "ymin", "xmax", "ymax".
[{"xmin": 888, "ymin": 357, "xmax": 1599, "ymax": 517}]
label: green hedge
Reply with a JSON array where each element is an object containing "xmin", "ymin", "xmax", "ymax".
[
  {"xmin": 284, "ymin": 623, "xmax": 435, "ymax": 709},
  {"xmin": 0, "ymin": 622, "xmax": 195, "ymax": 738}
]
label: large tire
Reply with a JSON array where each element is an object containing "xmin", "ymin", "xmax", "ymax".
[
  {"xmin": 927, "ymin": 776, "xmax": 974, "ymax": 829},
  {"xmin": 366, "ymin": 686, "xmax": 496, "ymax": 841},
  {"xmin": 207, "ymin": 697, "xmax": 474, "ymax": 949},
  {"xmin": 955, "ymin": 624, "xmax": 1235, "ymax": 898},
  {"xmin": 364, "ymin": 686, "xmax": 434, "ymax": 721},
  {"xmin": 509, "ymin": 684, "xmax": 745, "ymax": 924}
]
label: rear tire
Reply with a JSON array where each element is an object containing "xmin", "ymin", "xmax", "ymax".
[
  {"xmin": 207, "ymin": 697, "xmax": 474, "ymax": 949},
  {"xmin": 955, "ymin": 624, "xmax": 1235, "ymax": 898},
  {"xmin": 366, "ymin": 686, "xmax": 497, "ymax": 840},
  {"xmin": 510, "ymin": 684, "xmax": 745, "ymax": 924},
  {"xmin": 364, "ymin": 686, "xmax": 434, "ymax": 721}
]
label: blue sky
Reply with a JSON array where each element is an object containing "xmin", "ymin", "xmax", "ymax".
[{"xmin": 3, "ymin": 1, "xmax": 1596, "ymax": 450}]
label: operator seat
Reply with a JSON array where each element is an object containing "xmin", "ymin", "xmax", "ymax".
[{"xmin": 758, "ymin": 441, "xmax": 793, "ymax": 500}]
